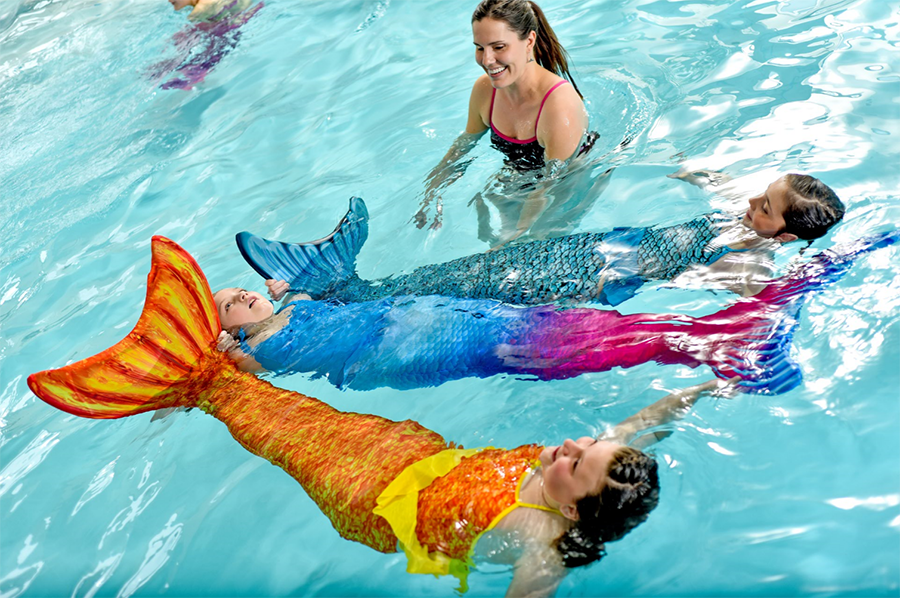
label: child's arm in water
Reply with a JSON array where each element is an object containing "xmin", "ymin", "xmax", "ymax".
[
  {"xmin": 216, "ymin": 331, "xmax": 264, "ymax": 372},
  {"xmin": 265, "ymin": 279, "xmax": 311, "ymax": 306},
  {"xmin": 504, "ymin": 378, "xmax": 737, "ymax": 598},
  {"xmin": 602, "ymin": 377, "xmax": 739, "ymax": 446}
]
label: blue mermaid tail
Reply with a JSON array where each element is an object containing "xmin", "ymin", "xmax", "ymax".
[
  {"xmin": 236, "ymin": 197, "xmax": 369, "ymax": 297},
  {"xmin": 241, "ymin": 230, "xmax": 897, "ymax": 394}
]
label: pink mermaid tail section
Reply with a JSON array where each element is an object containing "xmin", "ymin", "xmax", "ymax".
[
  {"xmin": 505, "ymin": 231, "xmax": 899, "ymax": 394},
  {"xmin": 27, "ymin": 237, "xmax": 447, "ymax": 553}
]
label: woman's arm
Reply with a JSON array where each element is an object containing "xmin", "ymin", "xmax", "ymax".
[
  {"xmin": 601, "ymin": 378, "xmax": 738, "ymax": 445},
  {"xmin": 486, "ymin": 160, "xmax": 564, "ymax": 251},
  {"xmin": 536, "ymin": 85, "xmax": 588, "ymax": 163},
  {"xmin": 487, "ymin": 87, "xmax": 588, "ymax": 249},
  {"xmin": 414, "ymin": 77, "xmax": 492, "ymax": 229}
]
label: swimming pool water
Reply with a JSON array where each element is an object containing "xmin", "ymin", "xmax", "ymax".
[{"xmin": 1, "ymin": 0, "xmax": 898, "ymax": 596}]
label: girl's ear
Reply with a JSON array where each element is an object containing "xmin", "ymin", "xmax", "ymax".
[
  {"xmin": 774, "ymin": 232, "xmax": 799, "ymax": 243},
  {"xmin": 527, "ymin": 30, "xmax": 536, "ymax": 54},
  {"xmin": 560, "ymin": 503, "xmax": 579, "ymax": 521}
]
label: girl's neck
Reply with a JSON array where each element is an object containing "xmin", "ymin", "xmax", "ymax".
[{"xmin": 521, "ymin": 466, "xmax": 562, "ymax": 513}]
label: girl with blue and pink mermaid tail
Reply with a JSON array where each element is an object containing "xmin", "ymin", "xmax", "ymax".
[{"xmin": 230, "ymin": 228, "xmax": 897, "ymax": 394}]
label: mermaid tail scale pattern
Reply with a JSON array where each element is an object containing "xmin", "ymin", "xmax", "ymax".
[
  {"xmin": 243, "ymin": 230, "xmax": 898, "ymax": 395},
  {"xmin": 27, "ymin": 237, "xmax": 447, "ymax": 552},
  {"xmin": 236, "ymin": 198, "xmax": 733, "ymax": 306}
]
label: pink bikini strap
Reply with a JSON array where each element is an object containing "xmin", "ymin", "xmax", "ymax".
[{"xmin": 534, "ymin": 80, "xmax": 568, "ymax": 134}]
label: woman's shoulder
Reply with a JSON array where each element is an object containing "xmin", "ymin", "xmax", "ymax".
[
  {"xmin": 539, "ymin": 76, "xmax": 584, "ymax": 114},
  {"xmin": 470, "ymin": 74, "xmax": 494, "ymax": 100},
  {"xmin": 536, "ymin": 76, "xmax": 587, "ymax": 159}
]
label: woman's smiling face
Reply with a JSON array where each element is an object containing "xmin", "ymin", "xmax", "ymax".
[{"xmin": 472, "ymin": 17, "xmax": 535, "ymax": 88}]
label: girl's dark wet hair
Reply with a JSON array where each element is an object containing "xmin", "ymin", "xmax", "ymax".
[
  {"xmin": 553, "ymin": 446, "xmax": 659, "ymax": 568},
  {"xmin": 472, "ymin": 0, "xmax": 582, "ymax": 98},
  {"xmin": 782, "ymin": 174, "xmax": 846, "ymax": 241}
]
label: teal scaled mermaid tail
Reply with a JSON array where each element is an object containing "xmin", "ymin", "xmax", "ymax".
[
  {"xmin": 242, "ymin": 230, "xmax": 898, "ymax": 395},
  {"xmin": 235, "ymin": 198, "xmax": 730, "ymax": 306},
  {"xmin": 236, "ymin": 197, "xmax": 369, "ymax": 297}
]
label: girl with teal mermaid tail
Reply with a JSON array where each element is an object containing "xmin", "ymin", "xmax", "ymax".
[
  {"xmin": 237, "ymin": 174, "xmax": 846, "ymax": 307},
  {"xmin": 28, "ymin": 236, "xmax": 734, "ymax": 597},
  {"xmin": 214, "ymin": 227, "xmax": 896, "ymax": 394}
]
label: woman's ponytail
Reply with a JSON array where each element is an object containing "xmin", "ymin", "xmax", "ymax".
[{"xmin": 528, "ymin": 2, "xmax": 582, "ymax": 98}]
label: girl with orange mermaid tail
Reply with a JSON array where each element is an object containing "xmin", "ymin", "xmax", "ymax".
[{"xmin": 29, "ymin": 236, "xmax": 733, "ymax": 597}]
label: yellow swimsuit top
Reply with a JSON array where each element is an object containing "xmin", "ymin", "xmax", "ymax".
[{"xmin": 374, "ymin": 444, "xmax": 560, "ymax": 587}]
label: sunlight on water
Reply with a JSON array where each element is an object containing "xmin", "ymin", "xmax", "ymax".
[{"xmin": 1, "ymin": 0, "xmax": 898, "ymax": 596}]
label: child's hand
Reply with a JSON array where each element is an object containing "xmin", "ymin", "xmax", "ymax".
[
  {"xmin": 668, "ymin": 168, "xmax": 731, "ymax": 187},
  {"xmin": 217, "ymin": 330, "xmax": 240, "ymax": 353},
  {"xmin": 265, "ymin": 279, "xmax": 290, "ymax": 301},
  {"xmin": 217, "ymin": 330, "xmax": 250, "ymax": 363}
]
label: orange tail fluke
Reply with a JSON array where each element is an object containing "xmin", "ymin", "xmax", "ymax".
[{"xmin": 27, "ymin": 236, "xmax": 224, "ymax": 419}]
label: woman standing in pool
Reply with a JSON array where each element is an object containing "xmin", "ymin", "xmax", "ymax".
[{"xmin": 416, "ymin": 0, "xmax": 601, "ymax": 245}]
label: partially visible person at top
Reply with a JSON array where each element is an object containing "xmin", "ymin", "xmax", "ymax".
[
  {"xmin": 168, "ymin": 0, "xmax": 253, "ymax": 22},
  {"xmin": 415, "ymin": 0, "xmax": 603, "ymax": 247},
  {"xmin": 148, "ymin": 0, "xmax": 262, "ymax": 90}
]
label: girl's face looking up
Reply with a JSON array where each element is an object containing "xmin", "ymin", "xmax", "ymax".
[
  {"xmin": 213, "ymin": 288, "xmax": 274, "ymax": 329},
  {"xmin": 539, "ymin": 438, "xmax": 619, "ymax": 519}
]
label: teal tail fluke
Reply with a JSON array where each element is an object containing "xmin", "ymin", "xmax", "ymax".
[{"xmin": 236, "ymin": 197, "xmax": 368, "ymax": 297}]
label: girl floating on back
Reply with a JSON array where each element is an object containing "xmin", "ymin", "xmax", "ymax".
[
  {"xmin": 28, "ymin": 236, "xmax": 731, "ymax": 597},
  {"xmin": 238, "ymin": 173, "xmax": 845, "ymax": 307}
]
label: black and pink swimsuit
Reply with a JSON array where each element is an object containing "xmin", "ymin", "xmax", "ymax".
[{"xmin": 488, "ymin": 80, "xmax": 595, "ymax": 171}]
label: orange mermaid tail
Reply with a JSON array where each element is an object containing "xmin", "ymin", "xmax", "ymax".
[{"xmin": 27, "ymin": 236, "xmax": 447, "ymax": 552}]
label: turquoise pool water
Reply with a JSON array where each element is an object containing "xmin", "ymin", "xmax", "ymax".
[{"xmin": 1, "ymin": 0, "xmax": 898, "ymax": 596}]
